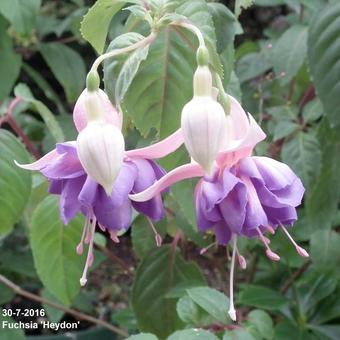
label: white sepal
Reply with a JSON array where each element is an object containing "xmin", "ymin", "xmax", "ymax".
[
  {"xmin": 77, "ymin": 121, "xmax": 125, "ymax": 195},
  {"xmin": 181, "ymin": 96, "xmax": 227, "ymax": 174}
]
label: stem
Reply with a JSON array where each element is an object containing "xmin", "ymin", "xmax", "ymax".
[
  {"xmin": 171, "ymin": 21, "xmax": 206, "ymax": 47},
  {"xmin": 0, "ymin": 274, "xmax": 129, "ymax": 338},
  {"xmin": 90, "ymin": 32, "xmax": 157, "ymax": 73},
  {"xmin": 214, "ymin": 73, "xmax": 230, "ymax": 114},
  {"xmin": 0, "ymin": 97, "xmax": 40, "ymax": 159},
  {"xmin": 94, "ymin": 243, "xmax": 133, "ymax": 274}
]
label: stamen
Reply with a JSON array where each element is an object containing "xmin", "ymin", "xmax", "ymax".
[
  {"xmin": 98, "ymin": 223, "xmax": 106, "ymax": 232},
  {"xmin": 85, "ymin": 218, "xmax": 93, "ymax": 244},
  {"xmin": 80, "ymin": 216, "xmax": 96, "ymax": 286},
  {"xmin": 146, "ymin": 217, "xmax": 162, "ymax": 247},
  {"xmin": 266, "ymin": 226, "xmax": 275, "ymax": 234},
  {"xmin": 256, "ymin": 227, "xmax": 280, "ymax": 261},
  {"xmin": 228, "ymin": 236, "xmax": 237, "ymax": 321},
  {"xmin": 76, "ymin": 215, "xmax": 90, "ymax": 255},
  {"xmin": 199, "ymin": 241, "xmax": 217, "ymax": 255},
  {"xmin": 280, "ymin": 224, "xmax": 309, "ymax": 258},
  {"xmin": 235, "ymin": 246, "xmax": 247, "ymax": 270},
  {"xmin": 110, "ymin": 231, "xmax": 120, "ymax": 243}
]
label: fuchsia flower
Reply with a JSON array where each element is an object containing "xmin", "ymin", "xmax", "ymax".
[
  {"xmin": 16, "ymin": 90, "xmax": 183, "ymax": 286},
  {"xmin": 129, "ymin": 94, "xmax": 307, "ymax": 321}
]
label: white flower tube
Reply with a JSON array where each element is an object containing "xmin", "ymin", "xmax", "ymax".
[
  {"xmin": 77, "ymin": 121, "xmax": 125, "ymax": 196},
  {"xmin": 76, "ymin": 87, "xmax": 125, "ymax": 196},
  {"xmin": 181, "ymin": 65, "xmax": 227, "ymax": 174}
]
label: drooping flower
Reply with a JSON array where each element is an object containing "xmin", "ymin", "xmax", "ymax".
[
  {"xmin": 181, "ymin": 65, "xmax": 227, "ymax": 174},
  {"xmin": 75, "ymin": 88, "xmax": 126, "ymax": 196},
  {"xmin": 16, "ymin": 89, "xmax": 184, "ymax": 286},
  {"xmin": 129, "ymin": 95, "xmax": 307, "ymax": 321},
  {"xmin": 195, "ymin": 156, "xmax": 306, "ymax": 257}
]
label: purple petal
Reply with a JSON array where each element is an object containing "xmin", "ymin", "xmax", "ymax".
[
  {"xmin": 219, "ymin": 181, "xmax": 247, "ymax": 233},
  {"xmin": 252, "ymin": 157, "xmax": 302, "ymax": 190},
  {"xmin": 263, "ymin": 205, "xmax": 297, "ymax": 226},
  {"xmin": 214, "ymin": 221, "xmax": 232, "ymax": 245},
  {"xmin": 60, "ymin": 177, "xmax": 85, "ymax": 224},
  {"xmin": 133, "ymin": 196, "xmax": 164, "ymax": 221},
  {"xmin": 242, "ymin": 177, "xmax": 268, "ymax": 231},
  {"xmin": 48, "ymin": 179, "xmax": 63, "ymax": 194},
  {"xmin": 195, "ymin": 181, "xmax": 216, "ymax": 230},
  {"xmin": 78, "ymin": 176, "xmax": 99, "ymax": 209},
  {"xmin": 109, "ymin": 161, "xmax": 138, "ymax": 207},
  {"xmin": 94, "ymin": 190, "xmax": 132, "ymax": 231}
]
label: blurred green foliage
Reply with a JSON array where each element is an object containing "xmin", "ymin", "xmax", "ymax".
[{"xmin": 0, "ymin": 0, "xmax": 340, "ymax": 339}]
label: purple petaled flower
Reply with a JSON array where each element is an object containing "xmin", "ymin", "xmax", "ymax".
[
  {"xmin": 16, "ymin": 141, "xmax": 174, "ymax": 286},
  {"xmin": 129, "ymin": 96, "xmax": 308, "ymax": 321},
  {"xmin": 195, "ymin": 156, "xmax": 307, "ymax": 259}
]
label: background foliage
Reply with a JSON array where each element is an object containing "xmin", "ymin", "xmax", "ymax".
[{"xmin": 0, "ymin": 0, "xmax": 340, "ymax": 339}]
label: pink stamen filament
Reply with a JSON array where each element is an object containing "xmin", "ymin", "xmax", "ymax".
[
  {"xmin": 147, "ymin": 217, "xmax": 162, "ymax": 247},
  {"xmin": 80, "ymin": 216, "xmax": 96, "ymax": 286},
  {"xmin": 76, "ymin": 215, "xmax": 90, "ymax": 255},
  {"xmin": 110, "ymin": 231, "xmax": 120, "ymax": 243},
  {"xmin": 199, "ymin": 241, "xmax": 217, "ymax": 255},
  {"xmin": 235, "ymin": 246, "xmax": 247, "ymax": 270},
  {"xmin": 280, "ymin": 224, "xmax": 309, "ymax": 258},
  {"xmin": 256, "ymin": 227, "xmax": 280, "ymax": 261},
  {"xmin": 228, "ymin": 236, "xmax": 237, "ymax": 321},
  {"xmin": 267, "ymin": 226, "xmax": 275, "ymax": 234}
]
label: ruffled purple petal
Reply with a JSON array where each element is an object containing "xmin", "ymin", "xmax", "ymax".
[
  {"xmin": 48, "ymin": 179, "xmax": 63, "ymax": 194},
  {"xmin": 214, "ymin": 221, "xmax": 232, "ymax": 245},
  {"xmin": 94, "ymin": 189, "xmax": 132, "ymax": 231},
  {"xmin": 60, "ymin": 177, "xmax": 85, "ymax": 224},
  {"xmin": 263, "ymin": 205, "xmax": 297, "ymax": 227},
  {"xmin": 109, "ymin": 161, "xmax": 138, "ymax": 207},
  {"xmin": 218, "ymin": 181, "xmax": 247, "ymax": 233}
]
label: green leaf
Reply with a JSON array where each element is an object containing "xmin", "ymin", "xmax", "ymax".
[
  {"xmin": 0, "ymin": 283, "xmax": 15, "ymax": 304},
  {"xmin": 176, "ymin": 295, "xmax": 201, "ymax": 325},
  {"xmin": 306, "ymin": 122, "xmax": 340, "ymax": 230},
  {"xmin": 302, "ymin": 98, "xmax": 323, "ymax": 123},
  {"xmin": 273, "ymin": 121, "xmax": 299, "ymax": 141},
  {"xmin": 22, "ymin": 62, "xmax": 66, "ymax": 115},
  {"xmin": 132, "ymin": 245, "xmax": 206, "ymax": 338},
  {"xmin": 207, "ymin": 3, "xmax": 236, "ymax": 53},
  {"xmin": 116, "ymin": 44, "xmax": 150, "ymax": 104},
  {"xmin": 0, "ymin": 0, "xmax": 41, "ymax": 35},
  {"xmin": 31, "ymin": 196, "xmax": 85, "ymax": 305},
  {"xmin": 281, "ymin": 131, "xmax": 320, "ymax": 190},
  {"xmin": 186, "ymin": 286, "xmax": 230, "ymax": 323},
  {"xmin": 0, "ymin": 309, "xmax": 25, "ymax": 340},
  {"xmin": 310, "ymin": 230, "xmax": 340, "ymax": 269},
  {"xmin": 120, "ymin": 0, "xmax": 219, "ymax": 138},
  {"xmin": 42, "ymin": 289, "xmax": 65, "ymax": 323},
  {"xmin": 131, "ymin": 215, "xmax": 167, "ymax": 259},
  {"xmin": 14, "ymin": 83, "xmax": 65, "ymax": 142},
  {"xmin": 125, "ymin": 333, "xmax": 159, "ymax": 340},
  {"xmin": 40, "ymin": 43, "xmax": 86, "ymax": 103},
  {"xmin": 236, "ymin": 52, "xmax": 272, "ymax": 83},
  {"xmin": 0, "ymin": 129, "xmax": 31, "ymax": 236},
  {"xmin": 169, "ymin": 329, "xmax": 219, "ymax": 340},
  {"xmin": 0, "ymin": 17, "xmax": 22, "ymax": 101},
  {"xmin": 238, "ymin": 285, "xmax": 289, "ymax": 310},
  {"xmin": 308, "ymin": 2, "xmax": 340, "ymax": 126},
  {"xmin": 223, "ymin": 329, "xmax": 255, "ymax": 340},
  {"xmin": 103, "ymin": 32, "xmax": 149, "ymax": 105},
  {"xmin": 271, "ymin": 25, "xmax": 308, "ymax": 85},
  {"xmin": 235, "ymin": 0, "xmax": 254, "ymax": 18},
  {"xmin": 309, "ymin": 325, "xmax": 340, "ymax": 340},
  {"xmin": 80, "ymin": 0, "xmax": 126, "ymax": 53},
  {"xmin": 247, "ymin": 310, "xmax": 274, "ymax": 340}
]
